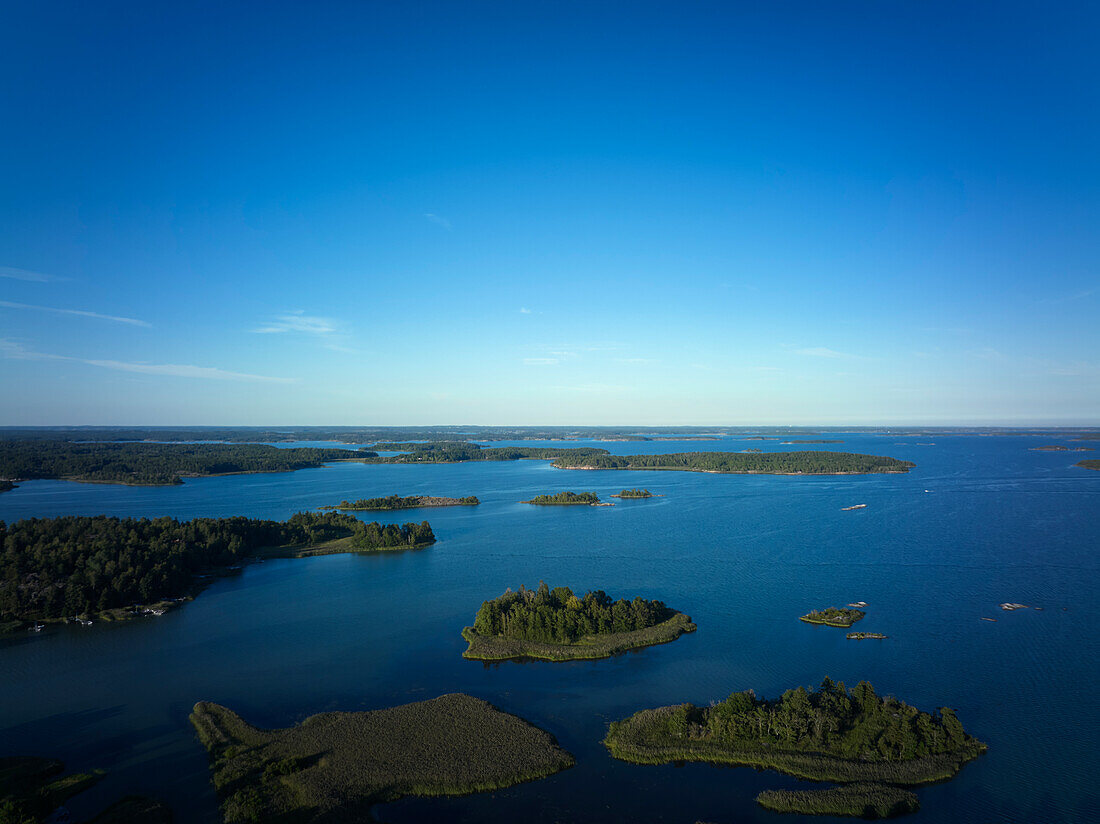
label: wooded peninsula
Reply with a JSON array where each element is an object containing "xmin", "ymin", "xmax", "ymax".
[
  {"xmin": 0, "ymin": 441, "xmax": 365, "ymax": 486},
  {"xmin": 191, "ymin": 693, "xmax": 574, "ymax": 823},
  {"xmin": 604, "ymin": 678, "xmax": 986, "ymax": 787},
  {"xmin": 463, "ymin": 583, "xmax": 695, "ymax": 661},
  {"xmin": 323, "ymin": 494, "xmax": 479, "ymax": 510},
  {"xmin": 0, "ymin": 513, "xmax": 435, "ymax": 623},
  {"xmin": 550, "ymin": 451, "xmax": 915, "ymax": 474}
]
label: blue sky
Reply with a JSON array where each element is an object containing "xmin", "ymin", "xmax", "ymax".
[{"xmin": 1, "ymin": 1, "xmax": 1097, "ymax": 425}]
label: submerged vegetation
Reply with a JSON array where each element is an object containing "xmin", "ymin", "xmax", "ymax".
[
  {"xmin": 611, "ymin": 488, "xmax": 653, "ymax": 498},
  {"xmin": 323, "ymin": 494, "xmax": 479, "ymax": 510},
  {"xmin": 604, "ymin": 678, "xmax": 986, "ymax": 785},
  {"xmin": 191, "ymin": 693, "xmax": 574, "ymax": 823},
  {"xmin": 551, "ymin": 451, "xmax": 914, "ymax": 475},
  {"xmin": 756, "ymin": 783, "xmax": 919, "ymax": 818},
  {"xmin": 800, "ymin": 607, "xmax": 866, "ymax": 628},
  {"xmin": 521, "ymin": 491, "xmax": 602, "ymax": 505},
  {"xmin": 0, "ymin": 513, "xmax": 435, "ymax": 621},
  {"xmin": 0, "ymin": 756, "xmax": 170, "ymax": 824},
  {"xmin": 0, "ymin": 441, "xmax": 364, "ymax": 486},
  {"xmin": 463, "ymin": 583, "xmax": 695, "ymax": 661}
]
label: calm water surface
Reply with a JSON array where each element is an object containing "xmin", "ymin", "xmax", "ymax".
[{"xmin": 1, "ymin": 435, "xmax": 1097, "ymax": 823}]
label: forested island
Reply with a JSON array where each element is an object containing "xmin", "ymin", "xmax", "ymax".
[
  {"xmin": 1030, "ymin": 445, "xmax": 1092, "ymax": 452},
  {"xmin": 604, "ymin": 678, "xmax": 986, "ymax": 788},
  {"xmin": 0, "ymin": 441, "xmax": 366, "ymax": 486},
  {"xmin": 0, "ymin": 513, "xmax": 435, "ymax": 623},
  {"xmin": 364, "ymin": 441, "xmax": 609, "ymax": 464},
  {"xmin": 521, "ymin": 491, "xmax": 605, "ymax": 505},
  {"xmin": 611, "ymin": 488, "xmax": 653, "ymax": 498},
  {"xmin": 323, "ymin": 494, "xmax": 479, "ymax": 510},
  {"xmin": 0, "ymin": 756, "xmax": 170, "ymax": 824},
  {"xmin": 463, "ymin": 583, "xmax": 695, "ymax": 661},
  {"xmin": 550, "ymin": 451, "xmax": 914, "ymax": 475},
  {"xmin": 801, "ymin": 607, "xmax": 866, "ymax": 628},
  {"xmin": 781, "ymin": 439, "xmax": 844, "ymax": 444},
  {"xmin": 190, "ymin": 693, "xmax": 574, "ymax": 823},
  {"xmin": 1075, "ymin": 459, "xmax": 1100, "ymax": 470}
]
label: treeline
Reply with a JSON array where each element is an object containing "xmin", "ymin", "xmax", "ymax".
[
  {"xmin": 367, "ymin": 442, "xmax": 610, "ymax": 464},
  {"xmin": 522, "ymin": 491, "xmax": 600, "ymax": 505},
  {"xmin": 330, "ymin": 494, "xmax": 479, "ymax": 510},
  {"xmin": 552, "ymin": 451, "xmax": 915, "ymax": 474},
  {"xmin": 629, "ymin": 678, "xmax": 979, "ymax": 762},
  {"xmin": 0, "ymin": 513, "xmax": 434, "ymax": 620},
  {"xmin": 0, "ymin": 441, "xmax": 365, "ymax": 486},
  {"xmin": 472, "ymin": 583, "xmax": 675, "ymax": 644}
]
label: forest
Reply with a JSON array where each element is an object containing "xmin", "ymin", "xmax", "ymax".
[
  {"xmin": 613, "ymin": 489, "xmax": 652, "ymax": 498},
  {"xmin": 471, "ymin": 583, "xmax": 674, "ymax": 644},
  {"xmin": 607, "ymin": 678, "xmax": 984, "ymax": 766},
  {"xmin": 0, "ymin": 513, "xmax": 434, "ymax": 620},
  {"xmin": 0, "ymin": 441, "xmax": 366, "ymax": 485},
  {"xmin": 552, "ymin": 451, "xmax": 915, "ymax": 474},
  {"xmin": 0, "ymin": 481, "xmax": 14, "ymax": 494},
  {"xmin": 522, "ymin": 491, "xmax": 601, "ymax": 505}
]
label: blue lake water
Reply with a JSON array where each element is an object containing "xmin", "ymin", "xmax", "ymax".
[{"xmin": 1, "ymin": 434, "xmax": 1097, "ymax": 822}]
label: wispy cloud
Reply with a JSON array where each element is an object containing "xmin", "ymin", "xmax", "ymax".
[
  {"xmin": 253, "ymin": 311, "xmax": 338, "ymax": 335},
  {"xmin": 424, "ymin": 213, "xmax": 452, "ymax": 230},
  {"xmin": 523, "ymin": 357, "xmax": 559, "ymax": 366},
  {"xmin": 519, "ymin": 307, "xmax": 532, "ymax": 314},
  {"xmin": 0, "ymin": 338, "xmax": 293, "ymax": 383},
  {"xmin": 0, "ymin": 300, "xmax": 150, "ymax": 327},
  {"xmin": 1038, "ymin": 287, "xmax": 1097, "ymax": 305},
  {"xmin": 792, "ymin": 346, "xmax": 852, "ymax": 358},
  {"xmin": 0, "ymin": 266, "xmax": 67, "ymax": 282},
  {"xmin": 614, "ymin": 357, "xmax": 658, "ymax": 365}
]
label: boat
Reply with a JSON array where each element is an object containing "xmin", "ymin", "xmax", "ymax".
[
  {"xmin": 29, "ymin": 623, "xmax": 44, "ymax": 632},
  {"xmin": 841, "ymin": 504, "xmax": 867, "ymax": 511}
]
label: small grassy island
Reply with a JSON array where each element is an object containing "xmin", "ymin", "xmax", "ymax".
[
  {"xmin": 604, "ymin": 678, "xmax": 986, "ymax": 790},
  {"xmin": 756, "ymin": 783, "xmax": 919, "ymax": 818},
  {"xmin": 322, "ymin": 493, "xmax": 479, "ymax": 510},
  {"xmin": 800, "ymin": 607, "xmax": 866, "ymax": 628},
  {"xmin": 610, "ymin": 488, "xmax": 653, "ymax": 498},
  {"xmin": 190, "ymin": 693, "xmax": 574, "ymax": 823},
  {"xmin": 462, "ymin": 583, "xmax": 695, "ymax": 661},
  {"xmin": 521, "ymin": 491, "xmax": 606, "ymax": 505},
  {"xmin": 0, "ymin": 513, "xmax": 436, "ymax": 624},
  {"xmin": 0, "ymin": 756, "xmax": 170, "ymax": 824},
  {"xmin": 847, "ymin": 632, "xmax": 888, "ymax": 640},
  {"xmin": 1075, "ymin": 459, "xmax": 1100, "ymax": 470},
  {"xmin": 550, "ymin": 451, "xmax": 914, "ymax": 475}
]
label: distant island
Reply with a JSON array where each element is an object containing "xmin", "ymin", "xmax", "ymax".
[
  {"xmin": 847, "ymin": 632, "xmax": 888, "ymax": 640},
  {"xmin": 323, "ymin": 494, "xmax": 479, "ymax": 510},
  {"xmin": 756, "ymin": 784, "xmax": 918, "ymax": 818},
  {"xmin": 462, "ymin": 583, "xmax": 695, "ymax": 661},
  {"xmin": 550, "ymin": 451, "xmax": 915, "ymax": 475},
  {"xmin": 781, "ymin": 439, "xmax": 844, "ymax": 444},
  {"xmin": 365, "ymin": 441, "xmax": 611, "ymax": 464},
  {"xmin": 0, "ymin": 756, "xmax": 170, "ymax": 824},
  {"xmin": 0, "ymin": 441, "xmax": 366, "ymax": 486},
  {"xmin": 801, "ymin": 607, "xmax": 866, "ymax": 628},
  {"xmin": 1074, "ymin": 459, "xmax": 1100, "ymax": 470},
  {"xmin": 191, "ymin": 693, "xmax": 574, "ymax": 823},
  {"xmin": 1030, "ymin": 445, "xmax": 1092, "ymax": 452},
  {"xmin": 0, "ymin": 513, "xmax": 436, "ymax": 627},
  {"xmin": 521, "ymin": 491, "xmax": 608, "ymax": 506},
  {"xmin": 610, "ymin": 488, "xmax": 653, "ymax": 498},
  {"xmin": 603, "ymin": 678, "xmax": 986, "ymax": 788}
]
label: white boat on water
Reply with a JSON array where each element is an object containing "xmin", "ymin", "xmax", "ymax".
[{"xmin": 29, "ymin": 623, "xmax": 44, "ymax": 632}]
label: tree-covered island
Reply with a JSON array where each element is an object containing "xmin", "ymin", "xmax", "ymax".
[
  {"xmin": 604, "ymin": 678, "xmax": 986, "ymax": 789},
  {"xmin": 190, "ymin": 693, "xmax": 574, "ymax": 823},
  {"xmin": 550, "ymin": 451, "xmax": 914, "ymax": 474},
  {"xmin": 0, "ymin": 441, "xmax": 368, "ymax": 486},
  {"xmin": 1075, "ymin": 459, "xmax": 1100, "ymax": 470},
  {"xmin": 521, "ymin": 491, "xmax": 606, "ymax": 505},
  {"xmin": 363, "ymin": 441, "xmax": 610, "ymax": 464},
  {"xmin": 462, "ymin": 583, "xmax": 695, "ymax": 661},
  {"xmin": 0, "ymin": 513, "xmax": 435, "ymax": 624},
  {"xmin": 801, "ymin": 607, "xmax": 866, "ymax": 628},
  {"xmin": 610, "ymin": 488, "xmax": 653, "ymax": 498},
  {"xmin": 322, "ymin": 494, "xmax": 479, "ymax": 510}
]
